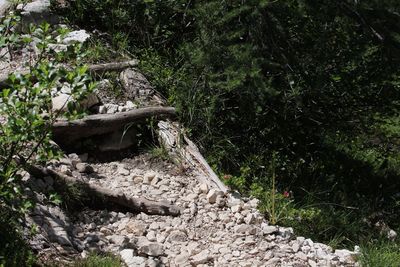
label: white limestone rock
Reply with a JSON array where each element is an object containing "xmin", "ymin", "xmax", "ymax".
[
  {"xmin": 0, "ymin": 0, "xmax": 11, "ymax": 17},
  {"xmin": 51, "ymin": 84, "xmax": 99, "ymax": 113},
  {"xmin": 262, "ymin": 225, "xmax": 278, "ymax": 235},
  {"xmin": 234, "ymin": 224, "xmax": 256, "ymax": 235},
  {"xmin": 19, "ymin": 0, "xmax": 58, "ymax": 27},
  {"xmin": 146, "ymin": 230, "xmax": 157, "ymax": 242},
  {"xmin": 61, "ymin": 30, "xmax": 90, "ymax": 45},
  {"xmin": 138, "ymin": 241, "xmax": 164, "ymax": 257},
  {"xmin": 175, "ymin": 252, "xmax": 190, "ymax": 266},
  {"xmin": 191, "ymin": 249, "xmax": 211, "ymax": 265},
  {"xmin": 292, "ymin": 242, "xmax": 300, "ymax": 253},
  {"xmin": 126, "ymin": 221, "xmax": 146, "ymax": 236},
  {"xmin": 98, "ymin": 105, "xmax": 107, "ymax": 114},
  {"xmin": 199, "ymin": 183, "xmax": 209, "ymax": 194},
  {"xmin": 168, "ymin": 230, "xmax": 187, "ymax": 243},
  {"xmin": 75, "ymin": 163, "xmax": 94, "ymax": 174},
  {"xmin": 51, "ymin": 93, "xmax": 70, "ymax": 112},
  {"xmin": 133, "ymin": 176, "xmax": 144, "ymax": 184},
  {"xmin": 60, "ymin": 165, "xmax": 72, "ymax": 175},
  {"xmin": 231, "ymin": 204, "xmax": 242, "ymax": 213},
  {"xmin": 126, "ymin": 100, "xmax": 137, "ymax": 109},
  {"xmin": 334, "ymin": 249, "xmax": 357, "ymax": 262},
  {"xmin": 244, "ymin": 213, "xmax": 257, "ymax": 225},
  {"xmin": 104, "ymin": 104, "xmax": 119, "ymax": 114},
  {"xmin": 207, "ymin": 189, "xmax": 223, "ymax": 204},
  {"xmin": 120, "ymin": 249, "xmax": 145, "ymax": 267},
  {"xmin": 278, "ymin": 227, "xmax": 294, "ymax": 238},
  {"xmin": 144, "ymin": 172, "xmax": 156, "ymax": 183}
]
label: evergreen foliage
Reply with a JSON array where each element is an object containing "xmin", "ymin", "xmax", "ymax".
[{"xmin": 58, "ymin": 0, "xmax": 400, "ymax": 249}]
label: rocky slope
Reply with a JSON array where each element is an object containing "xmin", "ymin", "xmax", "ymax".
[
  {"xmin": 26, "ymin": 152, "xmax": 359, "ymax": 266},
  {"xmin": 1, "ymin": 1, "xmax": 360, "ymax": 266}
]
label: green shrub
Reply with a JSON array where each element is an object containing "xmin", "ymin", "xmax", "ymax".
[
  {"xmin": 70, "ymin": 253, "xmax": 123, "ymax": 267},
  {"xmin": 361, "ymin": 240, "xmax": 400, "ymax": 267},
  {"xmin": 0, "ymin": 11, "xmax": 96, "ymax": 265},
  {"xmin": 0, "ymin": 208, "xmax": 36, "ymax": 266}
]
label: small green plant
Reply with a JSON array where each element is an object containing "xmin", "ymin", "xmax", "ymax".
[
  {"xmin": 48, "ymin": 192, "xmax": 62, "ymax": 205},
  {"xmin": 70, "ymin": 253, "xmax": 123, "ymax": 267},
  {"xmin": 270, "ymin": 153, "xmax": 277, "ymax": 225},
  {"xmin": 251, "ymin": 182, "xmax": 295, "ymax": 225},
  {"xmin": 1, "ymin": 18, "xmax": 95, "ymax": 207},
  {"xmin": 149, "ymin": 143, "xmax": 170, "ymax": 161},
  {"xmin": 223, "ymin": 154, "xmax": 296, "ymax": 225},
  {"xmin": 82, "ymin": 38, "xmax": 112, "ymax": 63},
  {"xmin": 81, "ymin": 36, "xmax": 128, "ymax": 64},
  {"xmin": 360, "ymin": 239, "xmax": 400, "ymax": 267},
  {"xmin": 0, "ymin": 208, "xmax": 36, "ymax": 266}
]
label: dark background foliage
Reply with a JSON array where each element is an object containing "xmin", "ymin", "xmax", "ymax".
[{"xmin": 63, "ymin": 0, "xmax": 400, "ymax": 247}]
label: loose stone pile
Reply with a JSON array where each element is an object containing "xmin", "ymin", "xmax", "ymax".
[{"xmin": 26, "ymin": 152, "xmax": 360, "ymax": 266}]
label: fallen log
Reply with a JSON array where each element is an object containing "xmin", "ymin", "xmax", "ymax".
[
  {"xmin": 27, "ymin": 164, "xmax": 181, "ymax": 216},
  {"xmin": 52, "ymin": 106, "xmax": 176, "ymax": 145},
  {"xmin": 183, "ymin": 134, "xmax": 229, "ymax": 194},
  {"xmin": 0, "ymin": 60, "xmax": 138, "ymax": 88},
  {"xmin": 117, "ymin": 65, "xmax": 228, "ymax": 193},
  {"xmin": 89, "ymin": 60, "xmax": 138, "ymax": 75},
  {"xmin": 157, "ymin": 120, "xmax": 229, "ymax": 194}
]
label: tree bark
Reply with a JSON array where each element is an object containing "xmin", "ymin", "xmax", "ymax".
[
  {"xmin": 27, "ymin": 164, "xmax": 181, "ymax": 216},
  {"xmin": 52, "ymin": 106, "xmax": 176, "ymax": 145}
]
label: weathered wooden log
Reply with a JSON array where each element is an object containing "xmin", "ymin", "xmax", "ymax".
[
  {"xmin": 117, "ymin": 64, "xmax": 228, "ymax": 193},
  {"xmin": 183, "ymin": 135, "xmax": 229, "ymax": 194},
  {"xmin": 157, "ymin": 120, "xmax": 229, "ymax": 194},
  {"xmin": 0, "ymin": 60, "xmax": 138, "ymax": 88},
  {"xmin": 27, "ymin": 164, "xmax": 181, "ymax": 216},
  {"xmin": 88, "ymin": 60, "xmax": 138, "ymax": 75},
  {"xmin": 52, "ymin": 106, "xmax": 176, "ymax": 145}
]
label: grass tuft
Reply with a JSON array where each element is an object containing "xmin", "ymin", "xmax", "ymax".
[
  {"xmin": 70, "ymin": 253, "xmax": 123, "ymax": 267},
  {"xmin": 360, "ymin": 240, "xmax": 400, "ymax": 267}
]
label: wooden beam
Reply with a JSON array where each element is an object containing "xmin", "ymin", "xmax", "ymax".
[
  {"xmin": 52, "ymin": 106, "xmax": 176, "ymax": 145},
  {"xmin": 28, "ymin": 164, "xmax": 181, "ymax": 216}
]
